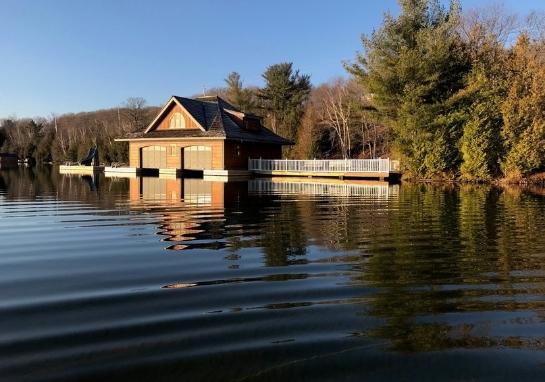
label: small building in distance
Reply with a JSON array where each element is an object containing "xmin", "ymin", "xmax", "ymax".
[
  {"xmin": 0, "ymin": 153, "xmax": 18, "ymax": 169},
  {"xmin": 115, "ymin": 95, "xmax": 291, "ymax": 176}
]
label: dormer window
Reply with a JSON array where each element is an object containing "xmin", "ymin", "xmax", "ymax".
[
  {"xmin": 170, "ymin": 112, "xmax": 186, "ymax": 129},
  {"xmin": 243, "ymin": 116, "xmax": 260, "ymax": 130}
]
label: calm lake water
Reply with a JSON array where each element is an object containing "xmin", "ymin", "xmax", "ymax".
[{"xmin": 2, "ymin": 168, "xmax": 545, "ymax": 381}]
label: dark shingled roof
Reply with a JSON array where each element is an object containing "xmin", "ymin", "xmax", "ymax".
[{"xmin": 125, "ymin": 96, "xmax": 292, "ymax": 145}]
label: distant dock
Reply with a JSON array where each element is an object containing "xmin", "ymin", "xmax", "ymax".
[{"xmin": 59, "ymin": 165, "xmax": 104, "ymax": 174}]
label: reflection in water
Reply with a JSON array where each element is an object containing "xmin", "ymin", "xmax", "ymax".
[
  {"xmin": 128, "ymin": 176, "xmax": 245, "ymax": 251},
  {"xmin": 249, "ymin": 177, "xmax": 399, "ymax": 198},
  {"xmin": 2, "ymin": 168, "xmax": 545, "ymax": 380}
]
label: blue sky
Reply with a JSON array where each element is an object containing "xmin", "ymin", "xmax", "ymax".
[{"xmin": 1, "ymin": 0, "xmax": 544, "ymax": 118}]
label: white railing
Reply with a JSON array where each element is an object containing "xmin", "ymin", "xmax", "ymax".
[{"xmin": 248, "ymin": 158, "xmax": 400, "ymax": 173}]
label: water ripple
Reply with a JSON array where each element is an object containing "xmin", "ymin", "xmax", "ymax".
[{"xmin": 2, "ymin": 170, "xmax": 545, "ymax": 380}]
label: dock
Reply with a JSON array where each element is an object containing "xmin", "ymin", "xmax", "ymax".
[
  {"xmin": 59, "ymin": 165, "xmax": 104, "ymax": 174},
  {"xmin": 58, "ymin": 158, "xmax": 401, "ymax": 181},
  {"xmin": 248, "ymin": 158, "xmax": 400, "ymax": 180}
]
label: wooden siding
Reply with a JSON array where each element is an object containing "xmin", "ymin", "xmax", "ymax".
[
  {"xmin": 129, "ymin": 140, "xmax": 224, "ymax": 170},
  {"xmin": 154, "ymin": 103, "xmax": 201, "ymax": 131},
  {"xmin": 224, "ymin": 141, "xmax": 282, "ymax": 170}
]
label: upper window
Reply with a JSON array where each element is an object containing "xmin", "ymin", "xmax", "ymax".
[
  {"xmin": 169, "ymin": 112, "xmax": 186, "ymax": 129},
  {"xmin": 243, "ymin": 116, "xmax": 260, "ymax": 130}
]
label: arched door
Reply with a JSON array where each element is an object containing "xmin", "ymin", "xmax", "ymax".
[
  {"xmin": 183, "ymin": 146, "xmax": 212, "ymax": 170},
  {"xmin": 141, "ymin": 146, "xmax": 167, "ymax": 169}
]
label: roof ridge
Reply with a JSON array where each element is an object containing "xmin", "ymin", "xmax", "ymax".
[
  {"xmin": 201, "ymin": 102, "xmax": 207, "ymax": 129},
  {"xmin": 217, "ymin": 96, "xmax": 240, "ymax": 112},
  {"xmin": 216, "ymin": 99, "xmax": 226, "ymax": 131}
]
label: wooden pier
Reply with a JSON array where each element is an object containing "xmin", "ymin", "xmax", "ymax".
[{"xmin": 248, "ymin": 158, "xmax": 400, "ymax": 180}]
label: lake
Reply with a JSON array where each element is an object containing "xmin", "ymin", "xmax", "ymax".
[{"xmin": 2, "ymin": 167, "xmax": 545, "ymax": 381}]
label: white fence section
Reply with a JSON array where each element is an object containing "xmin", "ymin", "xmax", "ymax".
[
  {"xmin": 248, "ymin": 158, "xmax": 400, "ymax": 173},
  {"xmin": 248, "ymin": 179, "xmax": 399, "ymax": 198}
]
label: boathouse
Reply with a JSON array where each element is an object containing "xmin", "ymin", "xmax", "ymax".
[{"xmin": 115, "ymin": 96, "xmax": 291, "ymax": 176}]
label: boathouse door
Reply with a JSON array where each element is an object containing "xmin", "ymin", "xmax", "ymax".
[
  {"xmin": 183, "ymin": 146, "xmax": 212, "ymax": 170},
  {"xmin": 141, "ymin": 146, "xmax": 167, "ymax": 169}
]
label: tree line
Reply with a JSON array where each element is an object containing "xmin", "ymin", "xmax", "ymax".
[
  {"xmin": 200, "ymin": 64, "xmax": 390, "ymax": 161},
  {"xmin": 0, "ymin": 97, "xmax": 158, "ymax": 165},
  {"xmin": 347, "ymin": 0, "xmax": 545, "ymax": 181},
  {"xmin": 2, "ymin": 0, "xmax": 545, "ymax": 182},
  {"xmin": 201, "ymin": 0, "xmax": 545, "ymax": 181}
]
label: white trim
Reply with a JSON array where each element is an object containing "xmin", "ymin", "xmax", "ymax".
[{"xmin": 115, "ymin": 137, "xmax": 226, "ymax": 142}]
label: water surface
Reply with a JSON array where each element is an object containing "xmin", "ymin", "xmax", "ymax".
[{"xmin": 2, "ymin": 168, "xmax": 545, "ymax": 381}]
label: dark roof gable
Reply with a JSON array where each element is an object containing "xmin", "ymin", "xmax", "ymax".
[{"xmin": 128, "ymin": 96, "xmax": 291, "ymax": 145}]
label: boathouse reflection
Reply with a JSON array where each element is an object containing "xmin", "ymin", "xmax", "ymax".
[
  {"xmin": 128, "ymin": 176, "xmax": 245, "ymax": 250},
  {"xmin": 127, "ymin": 175, "xmax": 402, "ymax": 265}
]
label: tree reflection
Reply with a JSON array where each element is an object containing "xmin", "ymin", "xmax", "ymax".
[
  {"xmin": 5, "ymin": 168, "xmax": 545, "ymax": 352},
  {"xmin": 359, "ymin": 184, "xmax": 545, "ymax": 351},
  {"xmin": 260, "ymin": 198, "xmax": 307, "ymax": 266}
]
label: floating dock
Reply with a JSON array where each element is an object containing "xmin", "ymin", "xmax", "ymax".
[
  {"xmin": 59, "ymin": 165, "xmax": 104, "ymax": 174},
  {"xmin": 60, "ymin": 159, "xmax": 401, "ymax": 181}
]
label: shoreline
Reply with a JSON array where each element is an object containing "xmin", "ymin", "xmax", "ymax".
[{"xmin": 400, "ymin": 172, "xmax": 545, "ymax": 186}]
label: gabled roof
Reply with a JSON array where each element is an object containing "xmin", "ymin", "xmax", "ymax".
[{"xmin": 124, "ymin": 95, "xmax": 292, "ymax": 145}]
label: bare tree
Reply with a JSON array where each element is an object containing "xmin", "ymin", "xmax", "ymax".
[
  {"xmin": 123, "ymin": 97, "xmax": 147, "ymax": 133},
  {"xmin": 525, "ymin": 11, "xmax": 545, "ymax": 57},
  {"xmin": 459, "ymin": 3, "xmax": 519, "ymax": 67},
  {"xmin": 323, "ymin": 80, "xmax": 354, "ymax": 159},
  {"xmin": 357, "ymin": 112, "xmax": 388, "ymax": 159},
  {"xmin": 460, "ymin": 4, "xmax": 519, "ymax": 47}
]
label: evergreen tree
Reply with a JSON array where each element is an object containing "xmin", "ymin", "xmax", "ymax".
[
  {"xmin": 458, "ymin": 93, "xmax": 503, "ymax": 181},
  {"xmin": 454, "ymin": 65, "xmax": 506, "ymax": 180},
  {"xmin": 35, "ymin": 128, "xmax": 55, "ymax": 163},
  {"xmin": 501, "ymin": 34, "xmax": 545, "ymax": 177},
  {"xmin": 346, "ymin": 0, "xmax": 470, "ymax": 178},
  {"xmin": 453, "ymin": 11, "xmax": 545, "ymax": 181},
  {"xmin": 224, "ymin": 72, "xmax": 256, "ymax": 112},
  {"xmin": 455, "ymin": 15, "xmax": 508, "ymax": 181},
  {"xmin": 259, "ymin": 63, "xmax": 311, "ymax": 142}
]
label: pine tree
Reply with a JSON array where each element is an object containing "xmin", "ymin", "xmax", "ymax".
[
  {"xmin": 259, "ymin": 63, "xmax": 311, "ymax": 141},
  {"xmin": 224, "ymin": 72, "xmax": 256, "ymax": 112},
  {"xmin": 346, "ymin": 0, "xmax": 470, "ymax": 178}
]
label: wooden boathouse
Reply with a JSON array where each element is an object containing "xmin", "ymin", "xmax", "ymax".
[
  {"xmin": 111, "ymin": 95, "xmax": 401, "ymax": 180},
  {"xmin": 115, "ymin": 95, "xmax": 291, "ymax": 176}
]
